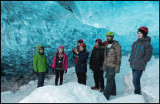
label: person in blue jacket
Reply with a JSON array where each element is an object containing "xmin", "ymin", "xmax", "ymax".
[{"xmin": 74, "ymin": 43, "xmax": 89, "ymax": 85}]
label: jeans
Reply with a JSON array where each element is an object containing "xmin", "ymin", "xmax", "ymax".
[
  {"xmin": 103, "ymin": 67, "xmax": 116, "ymax": 100},
  {"xmin": 132, "ymin": 69, "xmax": 143, "ymax": 94},
  {"xmin": 37, "ymin": 72, "xmax": 45, "ymax": 88}
]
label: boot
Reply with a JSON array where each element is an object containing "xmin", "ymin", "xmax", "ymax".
[
  {"xmin": 91, "ymin": 86, "xmax": 100, "ymax": 90},
  {"xmin": 100, "ymin": 89, "xmax": 104, "ymax": 92}
]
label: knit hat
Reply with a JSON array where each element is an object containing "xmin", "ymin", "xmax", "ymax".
[
  {"xmin": 138, "ymin": 26, "xmax": 148, "ymax": 37},
  {"xmin": 80, "ymin": 43, "xmax": 86, "ymax": 47},
  {"xmin": 78, "ymin": 39, "xmax": 83, "ymax": 43},
  {"xmin": 95, "ymin": 39, "xmax": 102, "ymax": 45},
  {"xmin": 96, "ymin": 39, "xmax": 102, "ymax": 43}
]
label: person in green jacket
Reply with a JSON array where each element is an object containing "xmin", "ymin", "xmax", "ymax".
[{"xmin": 33, "ymin": 45, "xmax": 48, "ymax": 88}]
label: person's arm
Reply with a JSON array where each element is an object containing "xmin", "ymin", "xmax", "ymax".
[
  {"xmin": 115, "ymin": 43, "xmax": 121, "ymax": 68},
  {"xmin": 33, "ymin": 55, "xmax": 38, "ymax": 72},
  {"xmin": 129, "ymin": 42, "xmax": 135, "ymax": 62},
  {"xmin": 89, "ymin": 51, "xmax": 93, "ymax": 69},
  {"xmin": 65, "ymin": 54, "xmax": 68, "ymax": 70},
  {"xmin": 100, "ymin": 49, "xmax": 104, "ymax": 67},
  {"xmin": 52, "ymin": 54, "xmax": 56, "ymax": 69},
  {"xmin": 143, "ymin": 43, "xmax": 153, "ymax": 63},
  {"xmin": 45, "ymin": 55, "xmax": 48, "ymax": 70}
]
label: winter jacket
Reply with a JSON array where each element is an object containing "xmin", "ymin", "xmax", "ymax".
[
  {"xmin": 76, "ymin": 49, "xmax": 89, "ymax": 73},
  {"xmin": 72, "ymin": 45, "xmax": 80, "ymax": 64},
  {"xmin": 103, "ymin": 41, "xmax": 121, "ymax": 68},
  {"xmin": 33, "ymin": 45, "xmax": 48, "ymax": 72},
  {"xmin": 89, "ymin": 46, "xmax": 104, "ymax": 71},
  {"xmin": 129, "ymin": 36, "xmax": 153, "ymax": 70},
  {"xmin": 52, "ymin": 46, "xmax": 68, "ymax": 71}
]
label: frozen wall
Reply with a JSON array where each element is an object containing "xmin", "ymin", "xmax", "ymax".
[{"xmin": 1, "ymin": 1, "xmax": 159, "ymax": 76}]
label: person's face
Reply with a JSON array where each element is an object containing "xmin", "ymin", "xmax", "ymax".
[
  {"xmin": 95, "ymin": 41, "xmax": 99, "ymax": 47},
  {"xmin": 58, "ymin": 49, "xmax": 63, "ymax": 54},
  {"xmin": 107, "ymin": 36, "xmax": 112, "ymax": 41},
  {"xmin": 39, "ymin": 49, "xmax": 44, "ymax": 53},
  {"xmin": 78, "ymin": 42, "xmax": 81, "ymax": 46},
  {"xmin": 138, "ymin": 31, "xmax": 143, "ymax": 39},
  {"xmin": 80, "ymin": 46, "xmax": 84, "ymax": 51}
]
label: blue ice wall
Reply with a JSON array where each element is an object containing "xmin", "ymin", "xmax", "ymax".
[{"xmin": 1, "ymin": 1, "xmax": 159, "ymax": 75}]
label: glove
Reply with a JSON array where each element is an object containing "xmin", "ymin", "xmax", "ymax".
[
  {"xmin": 65, "ymin": 70, "xmax": 67, "ymax": 73},
  {"xmin": 35, "ymin": 72, "xmax": 39, "ymax": 76},
  {"xmin": 115, "ymin": 66, "xmax": 120, "ymax": 73},
  {"xmin": 100, "ymin": 67, "xmax": 103, "ymax": 70},
  {"xmin": 46, "ymin": 69, "xmax": 48, "ymax": 73}
]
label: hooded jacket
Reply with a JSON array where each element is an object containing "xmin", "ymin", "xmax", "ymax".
[
  {"xmin": 33, "ymin": 45, "xmax": 48, "ymax": 72},
  {"xmin": 52, "ymin": 46, "xmax": 68, "ymax": 71},
  {"xmin": 129, "ymin": 36, "xmax": 153, "ymax": 70}
]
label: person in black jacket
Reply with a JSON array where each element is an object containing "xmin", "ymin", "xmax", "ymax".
[
  {"xmin": 74, "ymin": 43, "xmax": 89, "ymax": 85},
  {"xmin": 89, "ymin": 39, "xmax": 105, "ymax": 92}
]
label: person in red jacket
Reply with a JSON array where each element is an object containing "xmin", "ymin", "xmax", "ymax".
[
  {"xmin": 52, "ymin": 46, "xmax": 68, "ymax": 86},
  {"xmin": 72, "ymin": 39, "xmax": 83, "ymax": 78}
]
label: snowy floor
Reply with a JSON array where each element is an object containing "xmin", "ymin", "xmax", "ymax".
[{"xmin": 1, "ymin": 55, "xmax": 159, "ymax": 103}]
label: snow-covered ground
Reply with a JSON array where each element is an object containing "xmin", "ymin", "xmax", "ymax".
[{"xmin": 1, "ymin": 56, "xmax": 159, "ymax": 103}]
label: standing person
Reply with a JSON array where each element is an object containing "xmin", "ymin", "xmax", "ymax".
[
  {"xmin": 129, "ymin": 26, "xmax": 153, "ymax": 95},
  {"xmin": 89, "ymin": 39, "xmax": 105, "ymax": 92},
  {"xmin": 103, "ymin": 32, "xmax": 121, "ymax": 100},
  {"xmin": 72, "ymin": 39, "xmax": 83, "ymax": 78},
  {"xmin": 33, "ymin": 45, "xmax": 48, "ymax": 88},
  {"xmin": 75, "ymin": 43, "xmax": 89, "ymax": 85},
  {"xmin": 52, "ymin": 46, "xmax": 68, "ymax": 86}
]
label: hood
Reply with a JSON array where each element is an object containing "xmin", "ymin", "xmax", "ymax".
[
  {"xmin": 143, "ymin": 36, "xmax": 151, "ymax": 43},
  {"xmin": 37, "ymin": 45, "xmax": 44, "ymax": 53},
  {"xmin": 138, "ymin": 36, "xmax": 151, "ymax": 43},
  {"xmin": 58, "ymin": 46, "xmax": 64, "ymax": 52}
]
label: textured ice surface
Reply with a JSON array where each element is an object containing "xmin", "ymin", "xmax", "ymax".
[{"xmin": 1, "ymin": 1, "xmax": 159, "ymax": 76}]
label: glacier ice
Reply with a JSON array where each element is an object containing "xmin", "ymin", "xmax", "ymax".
[{"xmin": 1, "ymin": 1, "xmax": 159, "ymax": 79}]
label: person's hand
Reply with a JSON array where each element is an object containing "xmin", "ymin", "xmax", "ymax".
[
  {"xmin": 52, "ymin": 69, "xmax": 55, "ymax": 73},
  {"xmin": 35, "ymin": 72, "xmax": 39, "ymax": 76},
  {"xmin": 115, "ymin": 66, "xmax": 120, "ymax": 73},
  {"xmin": 65, "ymin": 70, "xmax": 67, "ymax": 73},
  {"xmin": 74, "ymin": 48, "xmax": 77, "ymax": 53},
  {"xmin": 46, "ymin": 69, "xmax": 48, "ymax": 73}
]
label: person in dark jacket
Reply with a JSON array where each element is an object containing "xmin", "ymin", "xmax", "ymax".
[
  {"xmin": 89, "ymin": 39, "xmax": 105, "ymax": 92},
  {"xmin": 72, "ymin": 39, "xmax": 83, "ymax": 79},
  {"xmin": 129, "ymin": 26, "xmax": 153, "ymax": 94},
  {"xmin": 74, "ymin": 43, "xmax": 89, "ymax": 85}
]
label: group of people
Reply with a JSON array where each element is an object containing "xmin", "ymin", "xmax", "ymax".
[{"xmin": 33, "ymin": 26, "xmax": 153, "ymax": 100}]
